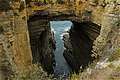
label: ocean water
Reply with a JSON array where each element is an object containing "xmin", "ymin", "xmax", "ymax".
[{"xmin": 50, "ymin": 21, "xmax": 73, "ymax": 78}]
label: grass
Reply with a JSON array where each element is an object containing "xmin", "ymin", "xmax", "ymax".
[
  {"xmin": 12, "ymin": 64, "xmax": 52, "ymax": 80},
  {"xmin": 109, "ymin": 66, "xmax": 120, "ymax": 80},
  {"xmin": 70, "ymin": 48, "xmax": 120, "ymax": 80},
  {"xmin": 0, "ymin": 0, "xmax": 11, "ymax": 11},
  {"xmin": 108, "ymin": 48, "xmax": 120, "ymax": 62}
]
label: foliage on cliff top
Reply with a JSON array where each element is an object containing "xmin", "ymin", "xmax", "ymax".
[
  {"xmin": 70, "ymin": 48, "xmax": 120, "ymax": 80},
  {"xmin": 19, "ymin": 1, "xmax": 25, "ymax": 12},
  {"xmin": 0, "ymin": 0, "xmax": 11, "ymax": 11},
  {"xmin": 12, "ymin": 64, "xmax": 52, "ymax": 80},
  {"xmin": 108, "ymin": 48, "xmax": 120, "ymax": 62}
]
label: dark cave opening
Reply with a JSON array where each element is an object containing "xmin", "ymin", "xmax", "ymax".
[
  {"xmin": 27, "ymin": 18, "xmax": 55, "ymax": 74},
  {"xmin": 27, "ymin": 15, "xmax": 101, "ymax": 75},
  {"xmin": 63, "ymin": 21, "xmax": 101, "ymax": 73}
]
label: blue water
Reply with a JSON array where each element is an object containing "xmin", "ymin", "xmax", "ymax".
[{"xmin": 50, "ymin": 21, "xmax": 72, "ymax": 77}]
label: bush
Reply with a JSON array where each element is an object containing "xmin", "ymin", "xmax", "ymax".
[
  {"xmin": 19, "ymin": 1, "xmax": 25, "ymax": 12},
  {"xmin": 26, "ymin": 0, "xmax": 31, "ymax": 4},
  {"xmin": 0, "ymin": 0, "xmax": 11, "ymax": 11},
  {"xmin": 12, "ymin": 64, "xmax": 53, "ymax": 80},
  {"xmin": 108, "ymin": 48, "xmax": 120, "ymax": 62},
  {"xmin": 0, "ymin": 26, "xmax": 4, "ymax": 34}
]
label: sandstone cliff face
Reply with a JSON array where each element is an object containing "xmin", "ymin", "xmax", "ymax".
[
  {"xmin": 0, "ymin": 0, "xmax": 33, "ymax": 79},
  {"xmin": 63, "ymin": 21, "xmax": 101, "ymax": 72},
  {"xmin": 91, "ymin": 0, "xmax": 120, "ymax": 58},
  {"xmin": 0, "ymin": 0, "xmax": 119, "ymax": 80},
  {"xmin": 28, "ymin": 16, "xmax": 55, "ymax": 73},
  {"xmin": 0, "ymin": 0, "xmax": 53, "ymax": 80},
  {"xmin": 62, "ymin": 0, "xmax": 120, "ymax": 75},
  {"xmin": 70, "ymin": 0, "xmax": 120, "ymax": 79},
  {"xmin": 74, "ymin": 0, "xmax": 120, "ymax": 60}
]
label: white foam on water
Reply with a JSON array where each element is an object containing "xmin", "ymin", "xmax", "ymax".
[
  {"xmin": 60, "ymin": 32, "xmax": 69, "ymax": 39},
  {"xmin": 50, "ymin": 21, "xmax": 73, "ymax": 78},
  {"xmin": 64, "ymin": 47, "xmax": 66, "ymax": 50},
  {"xmin": 51, "ymin": 27, "xmax": 56, "ymax": 34},
  {"xmin": 60, "ymin": 24, "xmax": 71, "ymax": 39},
  {"xmin": 64, "ymin": 26, "xmax": 71, "ymax": 32}
]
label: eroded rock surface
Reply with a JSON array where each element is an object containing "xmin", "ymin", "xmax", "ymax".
[
  {"xmin": 0, "ymin": 0, "xmax": 120, "ymax": 80},
  {"xmin": 0, "ymin": 0, "xmax": 32, "ymax": 79},
  {"xmin": 63, "ymin": 21, "xmax": 101, "ymax": 72},
  {"xmin": 28, "ymin": 17, "xmax": 55, "ymax": 73}
]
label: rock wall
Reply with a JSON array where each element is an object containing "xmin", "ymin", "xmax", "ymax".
[
  {"xmin": 0, "ymin": 0, "xmax": 119, "ymax": 79},
  {"xmin": 28, "ymin": 16, "xmax": 55, "ymax": 74},
  {"xmin": 63, "ymin": 0, "xmax": 120, "ymax": 72},
  {"xmin": 0, "ymin": 0, "xmax": 55, "ymax": 79},
  {"xmin": 0, "ymin": 0, "xmax": 32, "ymax": 79},
  {"xmin": 63, "ymin": 21, "xmax": 101, "ymax": 72},
  {"xmin": 91, "ymin": 0, "xmax": 120, "ymax": 59}
]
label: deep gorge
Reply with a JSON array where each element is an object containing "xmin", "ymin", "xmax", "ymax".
[
  {"xmin": 28, "ymin": 17, "xmax": 56, "ymax": 74},
  {"xmin": 0, "ymin": 0, "xmax": 119, "ymax": 79},
  {"xmin": 50, "ymin": 21, "xmax": 72, "ymax": 78},
  {"xmin": 64, "ymin": 21, "xmax": 101, "ymax": 72},
  {"xmin": 27, "ymin": 15, "xmax": 101, "ymax": 76}
]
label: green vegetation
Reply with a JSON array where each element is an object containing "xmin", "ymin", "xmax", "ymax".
[
  {"xmin": 26, "ymin": 0, "xmax": 31, "ymax": 4},
  {"xmin": 108, "ymin": 48, "xmax": 120, "ymax": 62},
  {"xmin": 12, "ymin": 64, "xmax": 52, "ymax": 80},
  {"xmin": 19, "ymin": 1, "xmax": 25, "ymax": 12},
  {"xmin": 31, "ymin": 0, "xmax": 49, "ymax": 3},
  {"xmin": 115, "ymin": 19, "xmax": 120, "ymax": 27},
  {"xmin": 0, "ymin": 26, "xmax": 4, "ymax": 34},
  {"xmin": 70, "ymin": 48, "xmax": 120, "ymax": 80},
  {"xmin": 109, "ymin": 66, "xmax": 120, "ymax": 80},
  {"xmin": 57, "ymin": 0, "xmax": 64, "ymax": 4},
  {"xmin": 0, "ymin": 0, "xmax": 11, "ymax": 11}
]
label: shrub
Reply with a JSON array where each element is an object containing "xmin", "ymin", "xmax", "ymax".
[
  {"xmin": 108, "ymin": 48, "xmax": 120, "ymax": 62},
  {"xmin": 19, "ymin": 1, "xmax": 25, "ymax": 12},
  {"xmin": 0, "ymin": 26, "xmax": 4, "ymax": 34},
  {"xmin": 26, "ymin": 0, "xmax": 31, "ymax": 4},
  {"xmin": 0, "ymin": 0, "xmax": 11, "ymax": 11}
]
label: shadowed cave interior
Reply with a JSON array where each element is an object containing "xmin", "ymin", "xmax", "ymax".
[{"xmin": 27, "ymin": 16, "xmax": 101, "ymax": 77}]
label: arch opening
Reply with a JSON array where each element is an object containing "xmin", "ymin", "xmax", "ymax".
[
  {"xmin": 27, "ymin": 15, "xmax": 101, "ymax": 78},
  {"xmin": 50, "ymin": 21, "xmax": 73, "ymax": 78}
]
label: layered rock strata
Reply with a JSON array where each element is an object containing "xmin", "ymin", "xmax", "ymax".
[
  {"xmin": 28, "ymin": 16, "xmax": 55, "ymax": 74},
  {"xmin": 63, "ymin": 21, "xmax": 101, "ymax": 72},
  {"xmin": 0, "ymin": 0, "xmax": 32, "ymax": 79}
]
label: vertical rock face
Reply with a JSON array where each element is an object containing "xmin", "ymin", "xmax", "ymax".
[
  {"xmin": 0, "ymin": 0, "xmax": 54, "ymax": 79},
  {"xmin": 0, "ymin": 0, "xmax": 119, "ymax": 79},
  {"xmin": 92, "ymin": 1, "xmax": 120, "ymax": 59},
  {"xmin": 63, "ymin": 21, "xmax": 101, "ymax": 72},
  {"xmin": 63, "ymin": 0, "xmax": 120, "ymax": 74},
  {"xmin": 28, "ymin": 16, "xmax": 55, "ymax": 74},
  {"xmin": 0, "ymin": 0, "xmax": 32, "ymax": 79}
]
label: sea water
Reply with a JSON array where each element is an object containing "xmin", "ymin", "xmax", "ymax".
[{"xmin": 50, "ymin": 21, "xmax": 72, "ymax": 78}]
